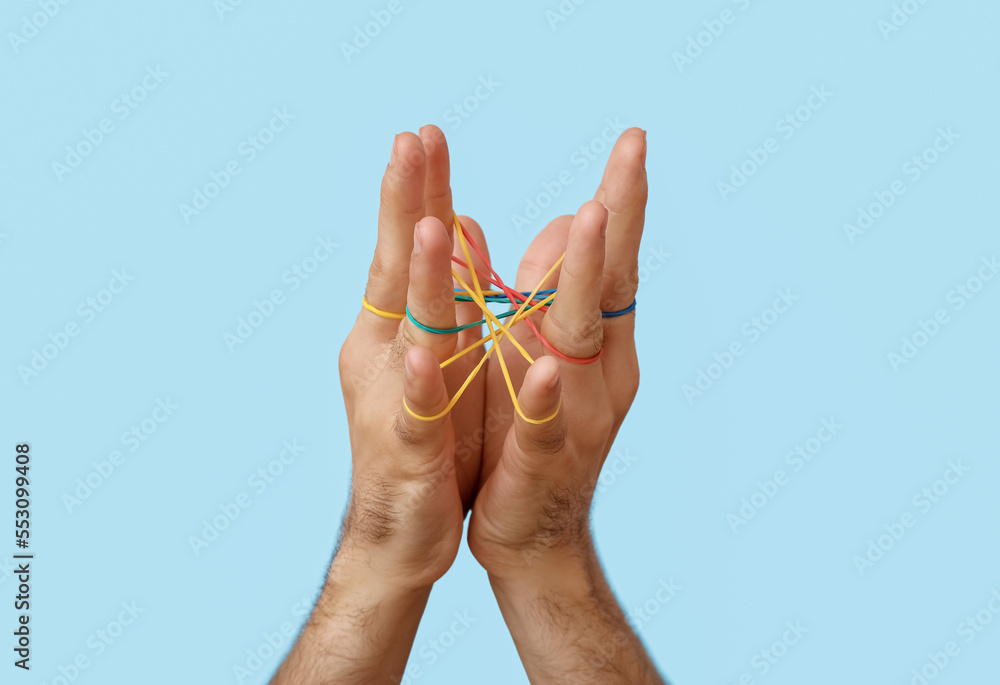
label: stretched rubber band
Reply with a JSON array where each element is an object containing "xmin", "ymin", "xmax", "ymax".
[
  {"xmin": 406, "ymin": 304, "xmax": 521, "ymax": 335},
  {"xmin": 365, "ymin": 214, "xmax": 636, "ymax": 424}
]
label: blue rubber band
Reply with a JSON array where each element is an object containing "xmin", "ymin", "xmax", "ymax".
[
  {"xmin": 602, "ymin": 299, "xmax": 637, "ymax": 318},
  {"xmin": 409, "ymin": 294, "xmax": 633, "ymax": 334}
]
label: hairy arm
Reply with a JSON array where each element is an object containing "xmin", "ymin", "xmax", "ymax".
[
  {"xmin": 271, "ymin": 545, "xmax": 431, "ymax": 684},
  {"xmin": 490, "ymin": 546, "xmax": 665, "ymax": 684}
]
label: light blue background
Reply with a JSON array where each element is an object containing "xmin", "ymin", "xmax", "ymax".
[{"xmin": 2, "ymin": 1, "xmax": 998, "ymax": 683}]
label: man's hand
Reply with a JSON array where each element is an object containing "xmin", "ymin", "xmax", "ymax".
[
  {"xmin": 272, "ymin": 126, "xmax": 494, "ymax": 684},
  {"xmin": 468, "ymin": 128, "xmax": 664, "ymax": 683}
]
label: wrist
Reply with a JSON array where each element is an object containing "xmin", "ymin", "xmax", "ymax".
[
  {"xmin": 327, "ymin": 545, "xmax": 434, "ymax": 603},
  {"xmin": 486, "ymin": 538, "xmax": 598, "ymax": 599},
  {"xmin": 473, "ymin": 519, "xmax": 597, "ymax": 581},
  {"xmin": 338, "ymin": 466, "xmax": 464, "ymax": 589}
]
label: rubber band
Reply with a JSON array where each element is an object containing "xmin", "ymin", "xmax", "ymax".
[
  {"xmin": 602, "ymin": 299, "xmax": 637, "ymax": 318},
  {"xmin": 363, "ymin": 213, "xmax": 637, "ymax": 424},
  {"xmin": 406, "ymin": 304, "xmax": 521, "ymax": 335},
  {"xmin": 361, "ymin": 296, "xmax": 405, "ymax": 320}
]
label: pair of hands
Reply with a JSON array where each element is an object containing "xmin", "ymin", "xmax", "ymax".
[
  {"xmin": 336, "ymin": 124, "xmax": 648, "ymax": 590},
  {"xmin": 272, "ymin": 124, "xmax": 661, "ymax": 685}
]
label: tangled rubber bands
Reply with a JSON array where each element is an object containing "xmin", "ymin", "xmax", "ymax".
[{"xmin": 362, "ymin": 215, "xmax": 636, "ymax": 425}]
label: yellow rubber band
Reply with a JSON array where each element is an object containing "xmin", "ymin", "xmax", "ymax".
[
  {"xmin": 362, "ymin": 214, "xmax": 563, "ymax": 425},
  {"xmin": 402, "ymin": 216, "xmax": 561, "ymax": 425},
  {"xmin": 361, "ymin": 296, "xmax": 405, "ymax": 320}
]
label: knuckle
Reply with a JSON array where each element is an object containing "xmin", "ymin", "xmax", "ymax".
[
  {"xmin": 367, "ymin": 250, "xmax": 407, "ymax": 288},
  {"xmin": 425, "ymin": 186, "xmax": 453, "ymax": 206},
  {"xmin": 549, "ymin": 311, "xmax": 604, "ymax": 357},
  {"xmin": 603, "ymin": 266, "xmax": 640, "ymax": 310}
]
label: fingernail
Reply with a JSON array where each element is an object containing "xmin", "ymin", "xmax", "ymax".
[
  {"xmin": 413, "ymin": 222, "xmax": 423, "ymax": 255},
  {"xmin": 391, "ymin": 134, "xmax": 399, "ymax": 163},
  {"xmin": 641, "ymin": 129, "xmax": 647, "ymax": 165},
  {"xmin": 599, "ymin": 208, "xmax": 608, "ymax": 239}
]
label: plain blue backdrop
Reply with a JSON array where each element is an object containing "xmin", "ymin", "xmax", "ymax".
[{"xmin": 2, "ymin": 1, "xmax": 998, "ymax": 683}]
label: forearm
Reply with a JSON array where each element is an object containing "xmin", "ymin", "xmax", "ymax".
[
  {"xmin": 271, "ymin": 549, "xmax": 430, "ymax": 685},
  {"xmin": 489, "ymin": 545, "xmax": 665, "ymax": 685}
]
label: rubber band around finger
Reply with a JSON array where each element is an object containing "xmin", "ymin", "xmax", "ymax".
[{"xmin": 362, "ymin": 296, "xmax": 405, "ymax": 320}]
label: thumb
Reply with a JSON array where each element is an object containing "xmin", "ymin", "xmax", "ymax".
[
  {"xmin": 512, "ymin": 356, "xmax": 566, "ymax": 460},
  {"xmin": 396, "ymin": 346, "xmax": 451, "ymax": 458}
]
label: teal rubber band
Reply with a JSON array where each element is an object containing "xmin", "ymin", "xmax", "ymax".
[{"xmin": 406, "ymin": 306, "xmax": 520, "ymax": 335}]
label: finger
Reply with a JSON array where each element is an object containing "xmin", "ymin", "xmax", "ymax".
[
  {"xmin": 398, "ymin": 217, "xmax": 457, "ymax": 361},
  {"xmin": 364, "ymin": 132, "xmax": 427, "ymax": 329},
  {"xmin": 509, "ymin": 215, "xmax": 572, "ymax": 345},
  {"xmin": 420, "ymin": 125, "xmax": 454, "ymax": 233},
  {"xmin": 541, "ymin": 201, "xmax": 608, "ymax": 360},
  {"xmin": 451, "ymin": 215, "xmax": 491, "ymax": 350},
  {"xmin": 395, "ymin": 346, "xmax": 451, "ymax": 460},
  {"xmin": 514, "ymin": 215, "xmax": 572, "ymax": 296},
  {"xmin": 593, "ymin": 127, "xmax": 647, "ymax": 314},
  {"xmin": 511, "ymin": 356, "xmax": 566, "ymax": 458}
]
